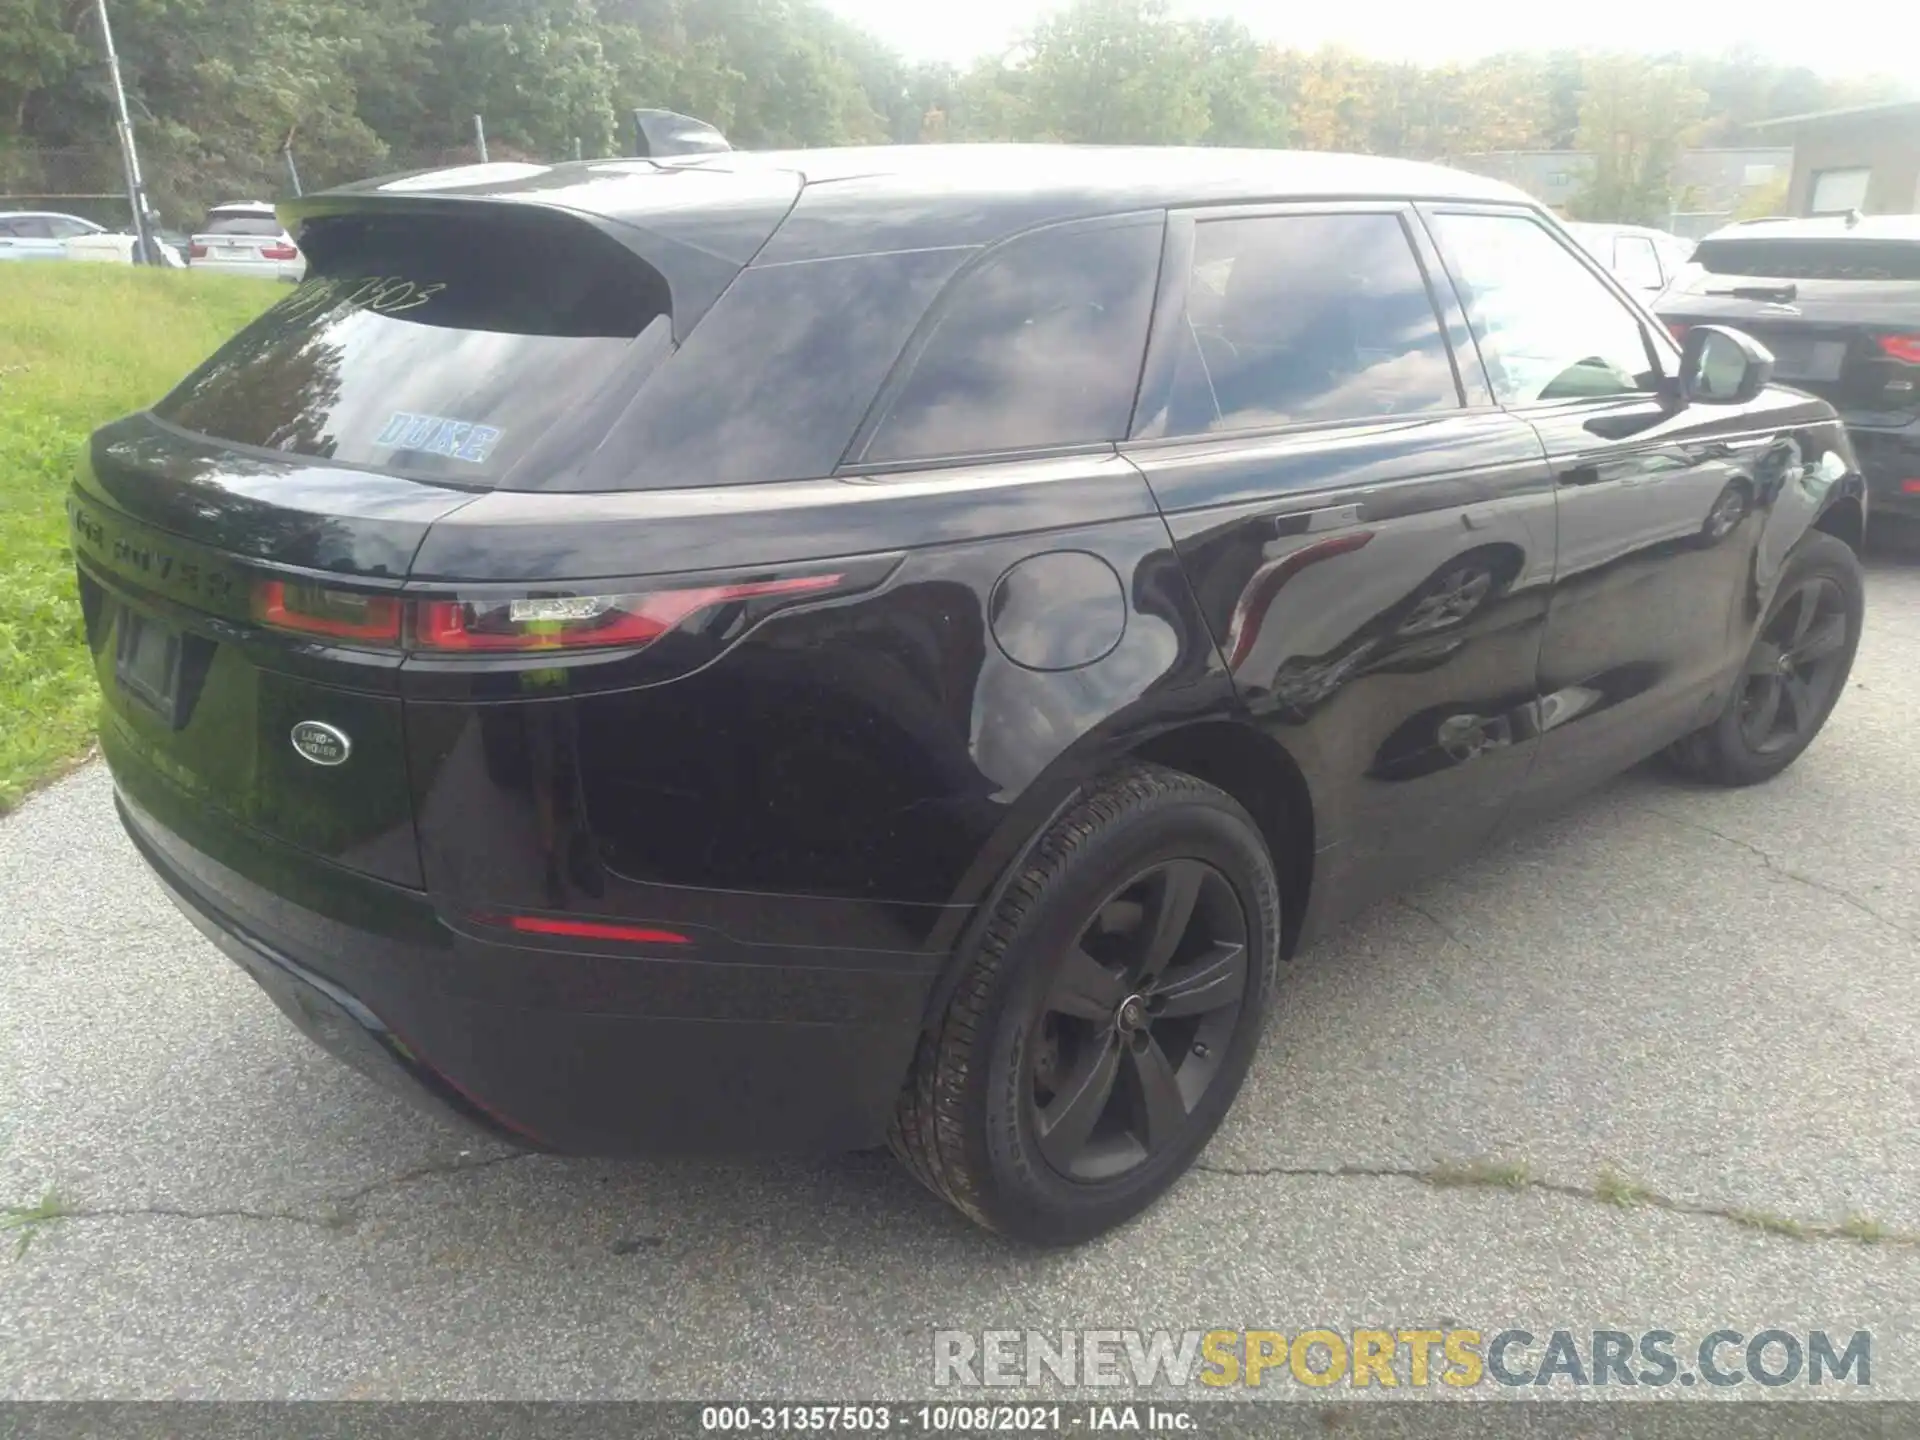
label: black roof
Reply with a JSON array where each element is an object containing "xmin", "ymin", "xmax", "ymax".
[{"xmin": 315, "ymin": 143, "xmax": 1531, "ymax": 263}]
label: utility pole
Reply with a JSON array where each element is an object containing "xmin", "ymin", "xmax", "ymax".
[{"xmin": 93, "ymin": 0, "xmax": 160, "ymax": 265}]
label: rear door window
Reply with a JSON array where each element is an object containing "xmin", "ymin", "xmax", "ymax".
[
  {"xmin": 156, "ymin": 211, "xmax": 672, "ymax": 484},
  {"xmin": 1147, "ymin": 211, "xmax": 1461, "ymax": 437},
  {"xmin": 857, "ymin": 216, "xmax": 1163, "ymax": 466},
  {"xmin": 1612, "ymin": 235, "xmax": 1665, "ymax": 292}
]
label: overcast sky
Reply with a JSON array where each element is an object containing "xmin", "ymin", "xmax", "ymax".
[{"xmin": 819, "ymin": 0, "xmax": 1914, "ymax": 78}]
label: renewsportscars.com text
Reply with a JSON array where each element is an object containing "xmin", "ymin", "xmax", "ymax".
[{"xmin": 933, "ymin": 1328, "xmax": 1872, "ymax": 1390}]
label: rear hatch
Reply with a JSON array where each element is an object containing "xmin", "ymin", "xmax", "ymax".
[
  {"xmin": 190, "ymin": 206, "xmax": 295, "ymax": 267},
  {"xmin": 75, "ymin": 179, "xmax": 789, "ymax": 885},
  {"xmin": 1661, "ymin": 226, "xmax": 1920, "ymax": 421}
]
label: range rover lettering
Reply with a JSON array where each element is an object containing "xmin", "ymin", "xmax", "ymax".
[{"xmin": 72, "ymin": 138, "xmax": 1868, "ymax": 1244}]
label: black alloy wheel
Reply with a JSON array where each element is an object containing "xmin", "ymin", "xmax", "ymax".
[
  {"xmin": 1028, "ymin": 860, "xmax": 1248, "ymax": 1182},
  {"xmin": 1734, "ymin": 575, "xmax": 1851, "ymax": 756},
  {"xmin": 1663, "ymin": 530, "xmax": 1863, "ymax": 787},
  {"xmin": 888, "ymin": 763, "xmax": 1282, "ymax": 1245}
]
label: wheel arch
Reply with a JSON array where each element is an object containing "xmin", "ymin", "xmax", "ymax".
[
  {"xmin": 1813, "ymin": 493, "xmax": 1865, "ymax": 554},
  {"xmin": 1124, "ymin": 720, "xmax": 1315, "ymax": 960}
]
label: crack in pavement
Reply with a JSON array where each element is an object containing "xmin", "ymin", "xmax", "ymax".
[
  {"xmin": 1628, "ymin": 804, "xmax": 1918, "ymax": 943},
  {"xmin": 9, "ymin": 1150, "xmax": 536, "ymax": 1235},
  {"xmin": 1394, "ymin": 897, "xmax": 1472, "ymax": 952},
  {"xmin": 1191, "ymin": 1160, "xmax": 1920, "ymax": 1251}
]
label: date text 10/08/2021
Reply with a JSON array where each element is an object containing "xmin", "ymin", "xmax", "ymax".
[{"xmin": 700, "ymin": 1407, "xmax": 1187, "ymax": 1433}]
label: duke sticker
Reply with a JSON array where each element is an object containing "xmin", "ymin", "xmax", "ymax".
[{"xmin": 376, "ymin": 412, "xmax": 503, "ymax": 464}]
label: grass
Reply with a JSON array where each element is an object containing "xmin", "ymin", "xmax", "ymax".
[
  {"xmin": 1730, "ymin": 1208, "xmax": 1806, "ymax": 1239},
  {"xmin": 1, "ymin": 1188, "xmax": 73, "ymax": 1256},
  {"xmin": 1840, "ymin": 1214, "xmax": 1889, "ymax": 1244},
  {"xmin": 1426, "ymin": 1157, "xmax": 1530, "ymax": 1190},
  {"xmin": 1594, "ymin": 1165, "xmax": 1654, "ymax": 1208},
  {"xmin": 0, "ymin": 265, "xmax": 275, "ymax": 811}
]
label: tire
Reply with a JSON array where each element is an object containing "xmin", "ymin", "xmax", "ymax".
[
  {"xmin": 1664, "ymin": 531, "xmax": 1863, "ymax": 786},
  {"xmin": 888, "ymin": 764, "xmax": 1282, "ymax": 1245}
]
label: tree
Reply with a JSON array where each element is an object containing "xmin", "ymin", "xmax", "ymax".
[
  {"xmin": 1565, "ymin": 56, "xmax": 1706, "ymax": 225},
  {"xmin": 1016, "ymin": 0, "xmax": 1211, "ymax": 145}
]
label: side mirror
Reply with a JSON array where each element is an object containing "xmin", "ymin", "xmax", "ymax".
[{"xmin": 1680, "ymin": 324, "xmax": 1774, "ymax": 406}]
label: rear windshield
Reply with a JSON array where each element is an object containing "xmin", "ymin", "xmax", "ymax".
[
  {"xmin": 157, "ymin": 210, "xmax": 670, "ymax": 483},
  {"xmin": 202, "ymin": 214, "xmax": 283, "ymax": 237},
  {"xmin": 1693, "ymin": 236, "xmax": 1920, "ymax": 282}
]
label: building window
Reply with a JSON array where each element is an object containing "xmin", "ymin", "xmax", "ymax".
[{"xmin": 1810, "ymin": 167, "xmax": 1871, "ymax": 215}]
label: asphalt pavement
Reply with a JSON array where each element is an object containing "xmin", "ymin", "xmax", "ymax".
[{"xmin": 2, "ymin": 551, "xmax": 1918, "ymax": 1402}]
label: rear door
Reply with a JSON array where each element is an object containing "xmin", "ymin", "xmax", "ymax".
[
  {"xmin": 1423, "ymin": 206, "xmax": 1803, "ymax": 812},
  {"xmin": 0, "ymin": 215, "xmax": 61, "ymax": 260},
  {"xmin": 1124, "ymin": 203, "xmax": 1557, "ymax": 924}
]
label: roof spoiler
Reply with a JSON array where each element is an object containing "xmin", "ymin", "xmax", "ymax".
[{"xmin": 631, "ymin": 110, "xmax": 731, "ymax": 158}]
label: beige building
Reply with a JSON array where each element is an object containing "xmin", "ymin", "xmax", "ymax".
[{"xmin": 1751, "ymin": 98, "xmax": 1920, "ymax": 217}]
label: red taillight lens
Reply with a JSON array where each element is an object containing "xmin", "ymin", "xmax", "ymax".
[
  {"xmin": 1901, "ymin": 479, "xmax": 1920, "ymax": 495},
  {"xmin": 260, "ymin": 243, "xmax": 299, "ymax": 261},
  {"xmin": 1877, "ymin": 334, "xmax": 1920, "ymax": 365},
  {"xmin": 253, "ymin": 580, "xmax": 403, "ymax": 642},
  {"xmin": 414, "ymin": 574, "xmax": 845, "ymax": 653},
  {"xmin": 188, "ymin": 242, "xmax": 207, "ymax": 259},
  {"xmin": 1666, "ymin": 321, "xmax": 1690, "ymax": 343}
]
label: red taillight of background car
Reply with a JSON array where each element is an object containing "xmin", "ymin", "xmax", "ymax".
[
  {"xmin": 188, "ymin": 242, "xmax": 207, "ymax": 260},
  {"xmin": 1877, "ymin": 334, "xmax": 1920, "ymax": 365},
  {"xmin": 413, "ymin": 574, "xmax": 846, "ymax": 653},
  {"xmin": 253, "ymin": 580, "xmax": 403, "ymax": 642},
  {"xmin": 1666, "ymin": 321, "xmax": 1690, "ymax": 343},
  {"xmin": 260, "ymin": 244, "xmax": 300, "ymax": 262}
]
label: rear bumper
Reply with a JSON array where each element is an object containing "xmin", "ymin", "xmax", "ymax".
[
  {"xmin": 1845, "ymin": 419, "xmax": 1920, "ymax": 523},
  {"xmin": 116, "ymin": 781, "xmax": 940, "ymax": 1155}
]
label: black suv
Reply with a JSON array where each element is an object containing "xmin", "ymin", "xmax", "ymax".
[
  {"xmin": 71, "ymin": 143, "xmax": 1868, "ymax": 1244},
  {"xmin": 1660, "ymin": 213, "xmax": 1919, "ymax": 538}
]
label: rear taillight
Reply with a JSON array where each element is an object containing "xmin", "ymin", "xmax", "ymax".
[
  {"xmin": 1666, "ymin": 321, "xmax": 1690, "ymax": 343},
  {"xmin": 249, "ymin": 571, "xmax": 854, "ymax": 652},
  {"xmin": 261, "ymin": 244, "xmax": 299, "ymax": 261},
  {"xmin": 188, "ymin": 242, "xmax": 207, "ymax": 260},
  {"xmin": 414, "ymin": 574, "xmax": 845, "ymax": 653},
  {"xmin": 1877, "ymin": 334, "xmax": 1920, "ymax": 365},
  {"xmin": 253, "ymin": 580, "xmax": 402, "ymax": 642},
  {"xmin": 1902, "ymin": 479, "xmax": 1920, "ymax": 495}
]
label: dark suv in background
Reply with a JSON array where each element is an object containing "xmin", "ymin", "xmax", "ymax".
[
  {"xmin": 72, "ymin": 142, "xmax": 1867, "ymax": 1244},
  {"xmin": 1661, "ymin": 213, "xmax": 1920, "ymax": 539}
]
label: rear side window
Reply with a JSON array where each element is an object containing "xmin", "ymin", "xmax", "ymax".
[
  {"xmin": 1149, "ymin": 212, "xmax": 1460, "ymax": 438},
  {"xmin": 157, "ymin": 211, "xmax": 670, "ymax": 483},
  {"xmin": 1692, "ymin": 237, "xmax": 1920, "ymax": 282},
  {"xmin": 859, "ymin": 217, "xmax": 1163, "ymax": 465},
  {"xmin": 1612, "ymin": 235, "xmax": 1664, "ymax": 292},
  {"xmin": 202, "ymin": 212, "xmax": 283, "ymax": 237}
]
